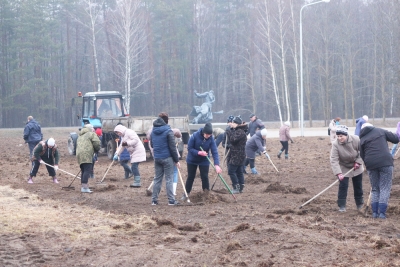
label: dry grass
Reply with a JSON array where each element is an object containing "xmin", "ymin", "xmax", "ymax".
[{"xmin": 0, "ymin": 185, "xmax": 155, "ymax": 241}]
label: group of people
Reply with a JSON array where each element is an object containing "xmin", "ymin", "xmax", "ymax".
[
  {"xmin": 329, "ymin": 114, "xmax": 399, "ymax": 219},
  {"xmin": 24, "ymin": 112, "xmax": 399, "ymax": 218}
]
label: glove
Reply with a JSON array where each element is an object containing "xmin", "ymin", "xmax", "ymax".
[
  {"xmin": 262, "ymin": 151, "xmax": 270, "ymax": 158},
  {"xmin": 353, "ymin": 162, "xmax": 360, "ymax": 170},
  {"xmin": 175, "ymin": 162, "xmax": 181, "ymax": 169},
  {"xmin": 198, "ymin": 151, "xmax": 207, "ymax": 157},
  {"xmin": 54, "ymin": 165, "xmax": 59, "ymax": 171},
  {"xmin": 113, "ymin": 155, "xmax": 118, "ymax": 161},
  {"xmin": 337, "ymin": 174, "xmax": 344, "ymax": 181},
  {"xmin": 39, "ymin": 160, "xmax": 45, "ymax": 164},
  {"xmin": 215, "ymin": 165, "xmax": 222, "ymax": 174},
  {"xmin": 121, "ymin": 141, "xmax": 128, "ymax": 146}
]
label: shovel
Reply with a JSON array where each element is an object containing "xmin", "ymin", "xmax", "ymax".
[
  {"xmin": 364, "ymin": 189, "xmax": 372, "ymax": 216},
  {"xmin": 146, "ymin": 181, "xmax": 154, "ymax": 196},
  {"xmin": 98, "ymin": 143, "xmax": 123, "ymax": 184},
  {"xmin": 265, "ymin": 154, "xmax": 279, "ymax": 172},
  {"xmin": 177, "ymin": 168, "xmax": 191, "ymax": 203}
]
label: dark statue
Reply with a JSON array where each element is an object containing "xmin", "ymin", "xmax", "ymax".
[{"xmin": 190, "ymin": 90, "xmax": 222, "ymax": 124}]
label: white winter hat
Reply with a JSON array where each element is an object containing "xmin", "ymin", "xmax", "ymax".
[
  {"xmin": 47, "ymin": 138, "xmax": 55, "ymax": 147},
  {"xmin": 362, "ymin": 115, "xmax": 369, "ymax": 121},
  {"xmin": 260, "ymin": 129, "xmax": 268, "ymax": 136},
  {"xmin": 284, "ymin": 121, "xmax": 290, "ymax": 127}
]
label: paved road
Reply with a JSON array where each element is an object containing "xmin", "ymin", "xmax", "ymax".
[{"xmin": 266, "ymin": 126, "xmax": 396, "ymax": 138}]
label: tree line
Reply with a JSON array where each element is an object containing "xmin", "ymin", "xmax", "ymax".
[{"xmin": 0, "ymin": 0, "xmax": 399, "ymax": 128}]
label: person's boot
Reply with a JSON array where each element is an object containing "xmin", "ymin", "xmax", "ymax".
[
  {"xmin": 124, "ymin": 170, "xmax": 130, "ymax": 179},
  {"xmin": 371, "ymin": 202, "xmax": 379, "ymax": 218},
  {"xmin": 173, "ymin": 182, "xmax": 177, "ymax": 196},
  {"xmin": 27, "ymin": 176, "xmax": 33, "ymax": 184},
  {"xmin": 338, "ymin": 199, "xmax": 346, "ymax": 212},
  {"xmin": 181, "ymin": 192, "xmax": 190, "ymax": 201},
  {"xmin": 81, "ymin": 183, "xmax": 92, "ymax": 193},
  {"xmin": 239, "ymin": 184, "xmax": 245, "ymax": 193},
  {"xmin": 251, "ymin": 167, "xmax": 258, "ymax": 174},
  {"xmin": 285, "ymin": 154, "xmax": 289, "ymax": 160},
  {"xmin": 130, "ymin": 176, "xmax": 141, "ymax": 187},
  {"xmin": 231, "ymin": 184, "xmax": 240, "ymax": 194},
  {"xmin": 378, "ymin": 203, "xmax": 387, "ymax": 219},
  {"xmin": 277, "ymin": 150, "xmax": 283, "ymax": 159},
  {"xmin": 52, "ymin": 176, "xmax": 59, "ymax": 184}
]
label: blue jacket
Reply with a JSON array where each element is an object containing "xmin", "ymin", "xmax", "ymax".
[
  {"xmin": 119, "ymin": 148, "xmax": 130, "ymax": 161},
  {"xmin": 186, "ymin": 128, "xmax": 220, "ymax": 166},
  {"xmin": 23, "ymin": 119, "xmax": 43, "ymax": 143},
  {"xmin": 150, "ymin": 118, "xmax": 179, "ymax": 162},
  {"xmin": 354, "ymin": 117, "xmax": 366, "ymax": 136}
]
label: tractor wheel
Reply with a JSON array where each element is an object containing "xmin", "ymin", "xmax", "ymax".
[{"xmin": 107, "ymin": 139, "xmax": 116, "ymax": 160}]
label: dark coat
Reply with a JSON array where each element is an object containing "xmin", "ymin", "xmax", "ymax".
[
  {"xmin": 359, "ymin": 126, "xmax": 399, "ymax": 170},
  {"xmin": 186, "ymin": 128, "xmax": 220, "ymax": 166},
  {"xmin": 32, "ymin": 140, "xmax": 60, "ymax": 164},
  {"xmin": 23, "ymin": 119, "xmax": 43, "ymax": 143},
  {"xmin": 245, "ymin": 131, "xmax": 265, "ymax": 159},
  {"xmin": 248, "ymin": 117, "xmax": 265, "ymax": 137},
  {"xmin": 150, "ymin": 117, "xmax": 179, "ymax": 163},
  {"xmin": 226, "ymin": 124, "xmax": 248, "ymax": 165}
]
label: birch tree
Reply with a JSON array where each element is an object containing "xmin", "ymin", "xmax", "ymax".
[{"xmin": 109, "ymin": 0, "xmax": 149, "ymax": 112}]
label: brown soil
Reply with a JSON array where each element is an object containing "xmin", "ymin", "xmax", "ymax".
[{"xmin": 2, "ymin": 127, "xmax": 400, "ymax": 266}]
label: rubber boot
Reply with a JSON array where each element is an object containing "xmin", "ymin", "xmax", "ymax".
[
  {"xmin": 81, "ymin": 183, "xmax": 92, "ymax": 193},
  {"xmin": 378, "ymin": 203, "xmax": 387, "ymax": 219},
  {"xmin": 52, "ymin": 176, "xmax": 59, "ymax": 184},
  {"xmin": 371, "ymin": 202, "xmax": 379, "ymax": 218},
  {"xmin": 27, "ymin": 176, "xmax": 33, "ymax": 184},
  {"xmin": 239, "ymin": 184, "xmax": 245, "ymax": 193},
  {"xmin": 231, "ymin": 184, "xmax": 240, "ymax": 194},
  {"xmin": 277, "ymin": 150, "xmax": 283, "ymax": 159},
  {"xmin": 173, "ymin": 182, "xmax": 177, "ymax": 196},
  {"xmin": 130, "ymin": 176, "xmax": 141, "ymax": 187},
  {"xmin": 337, "ymin": 199, "xmax": 346, "ymax": 212},
  {"xmin": 251, "ymin": 167, "xmax": 258, "ymax": 174},
  {"xmin": 285, "ymin": 154, "xmax": 289, "ymax": 160}
]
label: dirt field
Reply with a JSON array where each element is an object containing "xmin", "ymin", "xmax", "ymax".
[{"xmin": 2, "ymin": 127, "xmax": 400, "ymax": 266}]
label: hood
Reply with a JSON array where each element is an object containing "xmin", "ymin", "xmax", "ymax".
[
  {"xmin": 114, "ymin": 125, "xmax": 127, "ymax": 136},
  {"xmin": 359, "ymin": 126, "xmax": 374, "ymax": 139},
  {"xmin": 79, "ymin": 127, "xmax": 91, "ymax": 136},
  {"xmin": 153, "ymin": 117, "xmax": 166, "ymax": 127},
  {"xmin": 236, "ymin": 123, "xmax": 248, "ymax": 132},
  {"xmin": 152, "ymin": 117, "xmax": 170, "ymax": 135}
]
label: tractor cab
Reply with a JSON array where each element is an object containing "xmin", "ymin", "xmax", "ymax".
[{"xmin": 79, "ymin": 91, "xmax": 128, "ymax": 127}]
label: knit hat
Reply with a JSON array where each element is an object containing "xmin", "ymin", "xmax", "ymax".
[
  {"xmin": 362, "ymin": 115, "xmax": 369, "ymax": 121},
  {"xmin": 159, "ymin": 112, "xmax": 169, "ymax": 124},
  {"xmin": 260, "ymin": 129, "xmax": 267, "ymax": 136},
  {"xmin": 361, "ymin": 122, "xmax": 373, "ymax": 129},
  {"xmin": 336, "ymin": 125, "xmax": 348, "ymax": 136},
  {"xmin": 284, "ymin": 121, "xmax": 290, "ymax": 127},
  {"xmin": 249, "ymin": 113, "xmax": 256, "ymax": 118},
  {"xmin": 203, "ymin": 123, "xmax": 213, "ymax": 134},
  {"xmin": 233, "ymin": 116, "xmax": 242, "ymax": 125},
  {"xmin": 47, "ymin": 138, "xmax": 55, "ymax": 147},
  {"xmin": 227, "ymin": 115, "xmax": 234, "ymax": 123}
]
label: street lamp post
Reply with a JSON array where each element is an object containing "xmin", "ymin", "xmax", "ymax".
[{"xmin": 300, "ymin": 0, "xmax": 330, "ymax": 136}]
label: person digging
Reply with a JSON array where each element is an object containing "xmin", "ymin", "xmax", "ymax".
[
  {"xmin": 27, "ymin": 138, "xmax": 60, "ymax": 184},
  {"xmin": 330, "ymin": 125, "xmax": 364, "ymax": 213}
]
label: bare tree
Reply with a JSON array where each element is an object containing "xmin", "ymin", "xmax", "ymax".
[{"xmin": 109, "ymin": 0, "xmax": 150, "ymax": 112}]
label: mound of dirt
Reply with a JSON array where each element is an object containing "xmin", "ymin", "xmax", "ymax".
[
  {"xmin": 264, "ymin": 182, "xmax": 307, "ymax": 194},
  {"xmin": 246, "ymin": 176, "xmax": 268, "ymax": 184},
  {"xmin": 95, "ymin": 184, "xmax": 117, "ymax": 192},
  {"xmin": 190, "ymin": 190, "xmax": 228, "ymax": 204}
]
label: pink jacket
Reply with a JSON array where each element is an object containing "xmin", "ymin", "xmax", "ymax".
[
  {"xmin": 114, "ymin": 125, "xmax": 146, "ymax": 163},
  {"xmin": 279, "ymin": 125, "xmax": 292, "ymax": 142}
]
